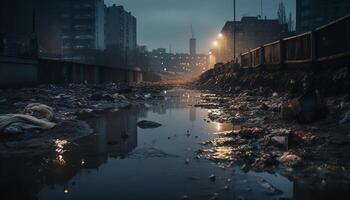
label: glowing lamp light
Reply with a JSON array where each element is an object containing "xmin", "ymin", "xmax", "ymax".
[
  {"xmin": 213, "ymin": 41, "xmax": 218, "ymax": 47},
  {"xmin": 218, "ymin": 33, "xmax": 223, "ymax": 38}
]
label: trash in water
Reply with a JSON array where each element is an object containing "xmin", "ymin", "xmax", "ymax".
[{"xmin": 136, "ymin": 120, "xmax": 162, "ymax": 129}]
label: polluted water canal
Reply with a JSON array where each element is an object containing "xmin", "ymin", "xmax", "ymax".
[{"xmin": 2, "ymin": 89, "xmax": 335, "ymax": 200}]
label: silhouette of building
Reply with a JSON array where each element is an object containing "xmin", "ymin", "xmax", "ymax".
[
  {"xmin": 105, "ymin": 4, "xmax": 137, "ymax": 65},
  {"xmin": 218, "ymin": 16, "xmax": 288, "ymax": 62},
  {"xmin": 60, "ymin": 0, "xmax": 106, "ymax": 62},
  {"xmin": 296, "ymin": 0, "xmax": 350, "ymax": 32},
  {"xmin": 0, "ymin": 0, "xmax": 106, "ymax": 61},
  {"xmin": 190, "ymin": 38, "xmax": 196, "ymax": 56}
]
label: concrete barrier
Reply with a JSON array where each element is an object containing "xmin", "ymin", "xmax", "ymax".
[
  {"xmin": 0, "ymin": 55, "xmax": 143, "ymax": 88},
  {"xmin": 0, "ymin": 55, "xmax": 38, "ymax": 87}
]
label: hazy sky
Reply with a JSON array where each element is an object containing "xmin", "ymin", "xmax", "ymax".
[{"xmin": 105, "ymin": 0, "xmax": 295, "ymax": 54}]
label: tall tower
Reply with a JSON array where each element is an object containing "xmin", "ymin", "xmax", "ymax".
[{"xmin": 189, "ymin": 25, "xmax": 196, "ymax": 56}]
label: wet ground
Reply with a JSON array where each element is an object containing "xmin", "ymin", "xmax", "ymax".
[{"xmin": 0, "ymin": 89, "xmax": 349, "ymax": 200}]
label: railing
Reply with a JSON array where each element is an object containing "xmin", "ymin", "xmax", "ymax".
[
  {"xmin": 284, "ymin": 32, "xmax": 311, "ymax": 63},
  {"xmin": 239, "ymin": 14, "xmax": 350, "ymax": 69},
  {"xmin": 264, "ymin": 41, "xmax": 280, "ymax": 65}
]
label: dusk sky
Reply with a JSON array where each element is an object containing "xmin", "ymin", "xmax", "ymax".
[{"xmin": 105, "ymin": 0, "xmax": 296, "ymax": 54}]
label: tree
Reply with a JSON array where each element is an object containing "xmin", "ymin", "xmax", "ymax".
[
  {"xmin": 277, "ymin": 1, "xmax": 287, "ymax": 24},
  {"xmin": 288, "ymin": 12, "xmax": 295, "ymax": 31}
]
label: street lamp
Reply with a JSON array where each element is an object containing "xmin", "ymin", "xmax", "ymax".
[
  {"xmin": 213, "ymin": 41, "xmax": 219, "ymax": 47},
  {"xmin": 218, "ymin": 33, "xmax": 223, "ymax": 38}
]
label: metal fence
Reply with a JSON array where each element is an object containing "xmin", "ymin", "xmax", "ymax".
[{"xmin": 239, "ymin": 14, "xmax": 350, "ymax": 69}]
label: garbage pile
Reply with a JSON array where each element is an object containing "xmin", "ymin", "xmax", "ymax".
[
  {"xmin": 0, "ymin": 83, "xmax": 168, "ymax": 157},
  {"xmin": 198, "ymin": 127, "xmax": 318, "ymax": 172},
  {"xmin": 193, "ymin": 86, "xmax": 350, "ymax": 178}
]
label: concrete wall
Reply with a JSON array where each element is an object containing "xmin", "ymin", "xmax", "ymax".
[
  {"xmin": 0, "ymin": 55, "xmax": 143, "ymax": 88},
  {"xmin": 0, "ymin": 55, "xmax": 38, "ymax": 87}
]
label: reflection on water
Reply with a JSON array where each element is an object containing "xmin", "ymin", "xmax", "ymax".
[{"xmin": 0, "ymin": 89, "xmax": 349, "ymax": 200}]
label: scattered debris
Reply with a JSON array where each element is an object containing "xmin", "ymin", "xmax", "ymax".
[
  {"xmin": 208, "ymin": 174, "xmax": 216, "ymax": 182},
  {"xmin": 339, "ymin": 111, "xmax": 350, "ymax": 124},
  {"xmin": 136, "ymin": 120, "xmax": 162, "ymax": 129},
  {"xmin": 279, "ymin": 152, "xmax": 302, "ymax": 167}
]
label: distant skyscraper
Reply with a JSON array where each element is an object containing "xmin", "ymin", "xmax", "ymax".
[
  {"xmin": 189, "ymin": 25, "xmax": 196, "ymax": 56},
  {"xmin": 190, "ymin": 38, "xmax": 196, "ymax": 56}
]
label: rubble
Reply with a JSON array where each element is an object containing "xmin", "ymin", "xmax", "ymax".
[{"xmin": 137, "ymin": 120, "xmax": 162, "ymax": 129}]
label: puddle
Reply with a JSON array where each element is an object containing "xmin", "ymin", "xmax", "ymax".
[{"xmin": 0, "ymin": 89, "xmax": 348, "ymax": 200}]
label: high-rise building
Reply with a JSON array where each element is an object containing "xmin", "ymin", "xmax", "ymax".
[
  {"xmin": 219, "ymin": 16, "xmax": 288, "ymax": 62},
  {"xmin": 296, "ymin": 0, "xmax": 350, "ymax": 32},
  {"xmin": 60, "ymin": 0, "xmax": 105, "ymax": 62},
  {"xmin": 189, "ymin": 25, "xmax": 196, "ymax": 56},
  {"xmin": 105, "ymin": 4, "xmax": 137, "ymax": 65},
  {"xmin": 190, "ymin": 38, "xmax": 196, "ymax": 56}
]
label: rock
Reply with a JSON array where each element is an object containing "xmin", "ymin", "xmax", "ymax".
[
  {"xmin": 136, "ymin": 120, "xmax": 162, "ymax": 129},
  {"xmin": 208, "ymin": 174, "xmax": 216, "ymax": 182},
  {"xmin": 339, "ymin": 111, "xmax": 350, "ymax": 124}
]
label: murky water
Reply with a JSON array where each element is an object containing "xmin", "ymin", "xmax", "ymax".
[{"xmin": 2, "ymin": 89, "xmax": 347, "ymax": 200}]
